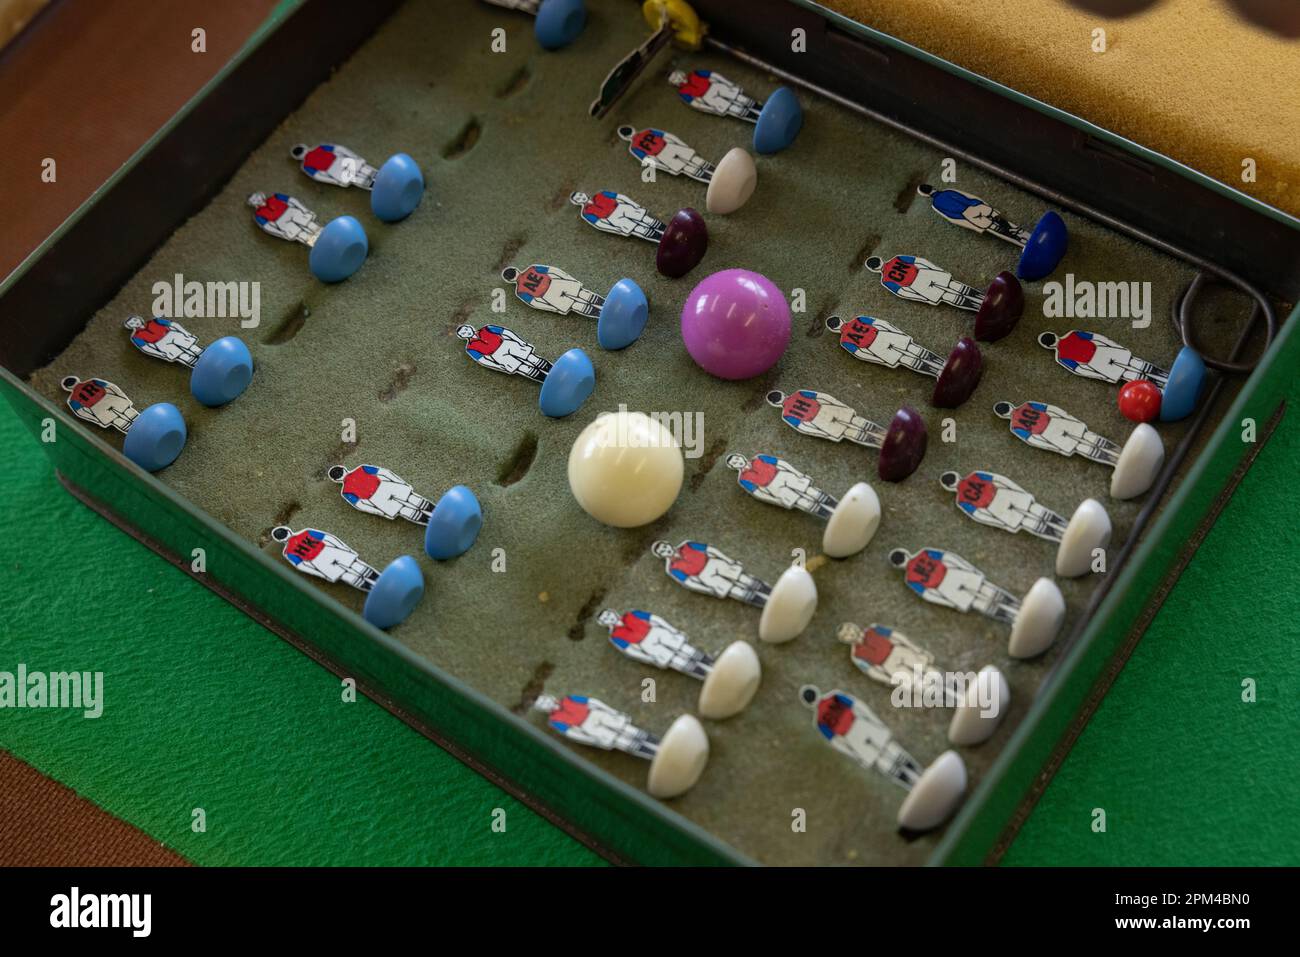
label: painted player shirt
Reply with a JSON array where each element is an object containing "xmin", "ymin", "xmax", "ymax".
[
  {"xmin": 668, "ymin": 542, "xmax": 710, "ymax": 580},
  {"xmin": 929, "ymin": 188, "xmax": 984, "ymax": 221},
  {"xmin": 838, "ymin": 317, "xmax": 879, "ymax": 351},
  {"xmin": 609, "ymin": 611, "xmax": 652, "ymax": 647},
  {"xmin": 853, "ymin": 627, "xmax": 896, "ymax": 667},
  {"xmin": 905, "ymin": 549, "xmax": 948, "ymax": 592},
  {"xmin": 1009, "ymin": 401, "xmax": 1052, "ymax": 437},
  {"xmin": 880, "ymin": 255, "xmax": 920, "ymax": 290},
  {"xmin": 283, "ymin": 529, "xmax": 328, "ymax": 565},
  {"xmin": 1054, "ymin": 331, "xmax": 1097, "ymax": 366},
  {"xmin": 300, "ymin": 145, "xmax": 340, "ymax": 176},
  {"xmin": 129, "ymin": 318, "xmax": 172, "ymax": 345},
  {"xmin": 955, "ymin": 471, "xmax": 999, "ymax": 511},
  {"xmin": 546, "ymin": 694, "xmax": 592, "ymax": 732},
  {"xmin": 675, "ymin": 70, "xmax": 713, "ymax": 102},
  {"xmin": 67, "ymin": 379, "xmax": 109, "ymax": 410},
  {"xmin": 816, "ymin": 693, "xmax": 856, "ymax": 738},
  {"xmin": 628, "ymin": 129, "xmax": 668, "ymax": 157},
  {"xmin": 737, "ymin": 454, "xmax": 780, "ymax": 489},
  {"xmin": 581, "ymin": 191, "xmax": 620, "ymax": 222},
  {"xmin": 514, "ymin": 265, "xmax": 553, "ymax": 301},
  {"xmin": 253, "ymin": 193, "xmax": 290, "ymax": 224},
  {"xmin": 340, "ymin": 466, "xmax": 382, "ymax": 503},
  {"xmin": 779, "ymin": 390, "xmax": 820, "ymax": 427}
]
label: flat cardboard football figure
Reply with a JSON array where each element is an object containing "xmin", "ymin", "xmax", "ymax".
[
  {"xmin": 328, "ymin": 464, "xmax": 433, "ymax": 525},
  {"xmin": 650, "ymin": 540, "xmax": 772, "ymax": 607},
  {"xmin": 940, "ymin": 469, "xmax": 1067, "ymax": 540},
  {"xmin": 124, "ymin": 316, "xmax": 202, "ymax": 368},
  {"xmin": 598, "ymin": 608, "xmax": 713, "ymax": 678},
  {"xmin": 865, "ymin": 255, "xmax": 984, "ymax": 311},
  {"xmin": 617, "ymin": 126, "xmax": 715, "ymax": 183},
  {"xmin": 271, "ymin": 525, "xmax": 378, "ymax": 591},
  {"xmin": 767, "ymin": 389, "xmax": 887, "ymax": 448},
  {"xmin": 457, "ymin": 323, "xmax": 553, "ymax": 382},
  {"xmin": 502, "ymin": 264, "xmax": 605, "ymax": 317},
  {"xmin": 247, "ymin": 191, "xmax": 323, "ymax": 246},
  {"xmin": 836, "ymin": 622, "xmax": 944, "ymax": 693},
  {"xmin": 570, "ymin": 190, "xmax": 666, "ymax": 243},
  {"xmin": 917, "ymin": 184, "xmax": 1030, "ymax": 245},
  {"xmin": 825, "ymin": 315, "xmax": 945, "ymax": 377},
  {"xmin": 60, "ymin": 376, "xmax": 138, "ymax": 433},
  {"xmin": 727, "ymin": 453, "xmax": 837, "ymax": 518},
  {"xmin": 888, "ymin": 547, "xmax": 1020, "ymax": 625},
  {"xmin": 669, "ymin": 68, "xmax": 762, "ymax": 122},
  {"xmin": 994, "ymin": 400, "xmax": 1121, "ymax": 466},
  {"xmin": 1039, "ymin": 331, "xmax": 1170, "ymax": 388},
  {"xmin": 800, "ymin": 686, "xmax": 922, "ymax": 788},
  {"xmin": 533, "ymin": 693, "xmax": 659, "ymax": 758},
  {"xmin": 291, "ymin": 143, "xmax": 378, "ymax": 190}
]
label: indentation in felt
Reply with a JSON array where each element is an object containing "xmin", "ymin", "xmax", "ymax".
[{"xmin": 26, "ymin": 0, "xmax": 1254, "ymax": 865}]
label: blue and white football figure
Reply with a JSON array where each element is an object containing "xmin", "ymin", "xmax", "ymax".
[
  {"xmin": 917, "ymin": 183, "xmax": 1030, "ymax": 246},
  {"xmin": 650, "ymin": 540, "xmax": 772, "ymax": 608},
  {"xmin": 501, "ymin": 264, "xmax": 605, "ymax": 317},
  {"xmin": 1038, "ymin": 331, "xmax": 1170, "ymax": 388},
  {"xmin": 726, "ymin": 452, "xmax": 836, "ymax": 518},
  {"xmin": 328, "ymin": 464, "xmax": 433, "ymax": 525},
  {"xmin": 825, "ymin": 315, "xmax": 946, "ymax": 377},
  {"xmin": 865, "ymin": 254, "xmax": 984, "ymax": 311},
  {"xmin": 570, "ymin": 190, "xmax": 666, "ymax": 243}
]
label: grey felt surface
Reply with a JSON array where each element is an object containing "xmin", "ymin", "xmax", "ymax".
[{"xmin": 30, "ymin": 0, "xmax": 1249, "ymax": 864}]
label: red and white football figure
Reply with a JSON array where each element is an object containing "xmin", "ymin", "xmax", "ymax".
[
  {"xmin": 939, "ymin": 468, "xmax": 1113, "ymax": 579},
  {"xmin": 799, "ymin": 684, "xmax": 968, "ymax": 830},
  {"xmin": 327, "ymin": 464, "xmax": 433, "ymax": 525},
  {"xmin": 825, "ymin": 315, "xmax": 946, "ymax": 378},
  {"xmin": 60, "ymin": 375, "xmax": 138, "ymax": 433},
  {"xmin": 598, "ymin": 608, "xmax": 762, "ymax": 719},
  {"xmin": 599, "ymin": 608, "xmax": 712, "ymax": 677},
  {"xmin": 650, "ymin": 539, "xmax": 771, "ymax": 607},
  {"xmin": 290, "ymin": 142, "xmax": 378, "ymax": 190},
  {"xmin": 865, "ymin": 254, "xmax": 984, "ymax": 311},
  {"xmin": 726, "ymin": 452, "xmax": 835, "ymax": 518},
  {"xmin": 246, "ymin": 191, "xmax": 323, "ymax": 246},
  {"xmin": 836, "ymin": 622, "xmax": 943, "ymax": 695},
  {"xmin": 616, "ymin": 125, "xmax": 715, "ymax": 183},
  {"xmin": 649, "ymin": 540, "xmax": 818, "ymax": 644},
  {"xmin": 533, "ymin": 692, "xmax": 709, "ymax": 798},
  {"xmin": 271, "ymin": 525, "xmax": 378, "ymax": 591},
  {"xmin": 766, "ymin": 389, "xmax": 888, "ymax": 448},
  {"xmin": 668, "ymin": 68, "xmax": 762, "ymax": 122},
  {"xmin": 1039, "ymin": 330, "xmax": 1170, "ymax": 388},
  {"xmin": 456, "ymin": 323, "xmax": 552, "ymax": 382},
  {"xmin": 889, "ymin": 546, "xmax": 1020, "ymax": 624},
  {"xmin": 993, "ymin": 399, "xmax": 1120, "ymax": 465},
  {"xmin": 941, "ymin": 469, "xmax": 1066, "ymax": 539},
  {"xmin": 123, "ymin": 315, "xmax": 202, "ymax": 368},
  {"xmin": 889, "ymin": 546, "xmax": 1066, "ymax": 659},
  {"xmin": 570, "ymin": 189, "xmax": 666, "ymax": 243},
  {"xmin": 501, "ymin": 264, "xmax": 604, "ymax": 318}
]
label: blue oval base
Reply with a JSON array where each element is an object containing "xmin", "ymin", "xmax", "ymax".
[
  {"xmin": 309, "ymin": 216, "xmax": 369, "ymax": 282},
  {"xmin": 363, "ymin": 555, "xmax": 425, "ymax": 629},
  {"xmin": 597, "ymin": 279, "xmax": 648, "ymax": 350},
  {"xmin": 754, "ymin": 87, "xmax": 803, "ymax": 154},
  {"xmin": 191, "ymin": 336, "xmax": 254, "ymax": 407},
  {"xmin": 425, "ymin": 485, "xmax": 483, "ymax": 560},
  {"xmin": 371, "ymin": 153, "xmax": 425, "ymax": 222},
  {"xmin": 1016, "ymin": 211, "xmax": 1069, "ymax": 281},
  {"xmin": 538, "ymin": 348, "xmax": 595, "ymax": 417},
  {"xmin": 535, "ymin": 0, "xmax": 587, "ymax": 50},
  {"xmin": 1160, "ymin": 346, "xmax": 1208, "ymax": 422},
  {"xmin": 123, "ymin": 403, "xmax": 187, "ymax": 472}
]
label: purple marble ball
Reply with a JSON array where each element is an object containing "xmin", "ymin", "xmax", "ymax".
[{"xmin": 680, "ymin": 269, "xmax": 791, "ymax": 380}]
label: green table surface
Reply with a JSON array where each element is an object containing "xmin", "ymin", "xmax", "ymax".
[{"xmin": 3, "ymin": 381, "xmax": 1297, "ymax": 865}]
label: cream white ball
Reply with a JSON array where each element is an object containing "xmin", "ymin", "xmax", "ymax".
[{"xmin": 568, "ymin": 410, "xmax": 684, "ymax": 527}]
